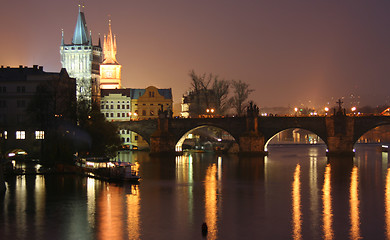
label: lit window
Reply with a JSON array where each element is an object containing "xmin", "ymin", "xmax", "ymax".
[
  {"xmin": 4, "ymin": 131, "xmax": 7, "ymax": 139},
  {"xmin": 35, "ymin": 131, "xmax": 44, "ymax": 139},
  {"xmin": 16, "ymin": 131, "xmax": 25, "ymax": 139}
]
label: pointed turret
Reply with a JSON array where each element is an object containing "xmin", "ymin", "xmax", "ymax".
[
  {"xmin": 103, "ymin": 19, "xmax": 118, "ymax": 64},
  {"xmin": 61, "ymin": 29, "xmax": 64, "ymax": 46},
  {"xmin": 72, "ymin": 6, "xmax": 89, "ymax": 45}
]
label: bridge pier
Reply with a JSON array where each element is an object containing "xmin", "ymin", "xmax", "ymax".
[
  {"xmin": 239, "ymin": 116, "xmax": 267, "ymax": 155},
  {"xmin": 325, "ymin": 115, "xmax": 355, "ymax": 156},
  {"xmin": 149, "ymin": 116, "xmax": 176, "ymax": 155}
]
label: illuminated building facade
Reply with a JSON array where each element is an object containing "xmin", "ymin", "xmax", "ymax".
[
  {"xmin": 100, "ymin": 20, "xmax": 122, "ymax": 89},
  {"xmin": 60, "ymin": 7, "xmax": 102, "ymax": 107},
  {"xmin": 101, "ymin": 86, "xmax": 173, "ymax": 150}
]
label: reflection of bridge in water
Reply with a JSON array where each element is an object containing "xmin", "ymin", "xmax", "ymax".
[{"xmin": 114, "ymin": 115, "xmax": 390, "ymax": 156}]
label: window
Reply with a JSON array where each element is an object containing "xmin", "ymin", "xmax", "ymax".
[
  {"xmin": 17, "ymin": 100, "xmax": 26, "ymax": 108},
  {"xmin": 110, "ymin": 113, "xmax": 113, "ymax": 117},
  {"xmin": 121, "ymin": 138, "xmax": 125, "ymax": 143},
  {"xmin": 126, "ymin": 105, "xmax": 130, "ymax": 109},
  {"xmin": 110, "ymin": 105, "xmax": 113, "ymax": 109},
  {"xmin": 134, "ymin": 135, "xmax": 138, "ymax": 141},
  {"xmin": 105, "ymin": 113, "xmax": 109, "ymax": 117},
  {"xmin": 101, "ymin": 105, "xmax": 104, "ymax": 109},
  {"xmin": 122, "ymin": 105, "xmax": 125, "ymax": 109},
  {"xmin": 142, "ymin": 110, "xmax": 146, "ymax": 116},
  {"xmin": 4, "ymin": 131, "xmax": 7, "ymax": 139},
  {"xmin": 16, "ymin": 131, "xmax": 25, "ymax": 139},
  {"xmin": 16, "ymin": 86, "xmax": 25, "ymax": 93},
  {"xmin": 117, "ymin": 105, "xmax": 120, "ymax": 109},
  {"xmin": 117, "ymin": 113, "xmax": 120, "ymax": 117},
  {"xmin": 106, "ymin": 105, "xmax": 109, "ymax": 109},
  {"xmin": 150, "ymin": 111, "xmax": 154, "ymax": 116},
  {"xmin": 0, "ymin": 100, "xmax": 6, "ymax": 108},
  {"xmin": 122, "ymin": 113, "xmax": 125, "ymax": 117},
  {"xmin": 126, "ymin": 138, "xmax": 130, "ymax": 142},
  {"xmin": 0, "ymin": 86, "xmax": 6, "ymax": 93},
  {"xmin": 35, "ymin": 131, "xmax": 44, "ymax": 139}
]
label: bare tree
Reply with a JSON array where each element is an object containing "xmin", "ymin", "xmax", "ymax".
[
  {"xmin": 211, "ymin": 78, "xmax": 230, "ymax": 115},
  {"xmin": 187, "ymin": 70, "xmax": 230, "ymax": 116},
  {"xmin": 230, "ymin": 80, "xmax": 254, "ymax": 116}
]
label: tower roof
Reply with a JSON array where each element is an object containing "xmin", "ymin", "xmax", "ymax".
[
  {"xmin": 103, "ymin": 19, "xmax": 118, "ymax": 64},
  {"xmin": 72, "ymin": 7, "xmax": 90, "ymax": 45}
]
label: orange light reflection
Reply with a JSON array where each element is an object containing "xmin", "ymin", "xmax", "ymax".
[
  {"xmin": 205, "ymin": 164, "xmax": 219, "ymax": 240},
  {"xmin": 127, "ymin": 185, "xmax": 140, "ymax": 240},
  {"xmin": 349, "ymin": 166, "xmax": 361, "ymax": 239},
  {"xmin": 322, "ymin": 164, "xmax": 334, "ymax": 240},
  {"xmin": 97, "ymin": 185, "xmax": 124, "ymax": 240},
  {"xmin": 385, "ymin": 168, "xmax": 390, "ymax": 239},
  {"xmin": 292, "ymin": 164, "xmax": 302, "ymax": 240}
]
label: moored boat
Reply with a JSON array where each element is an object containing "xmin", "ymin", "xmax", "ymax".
[{"xmin": 75, "ymin": 157, "xmax": 140, "ymax": 182}]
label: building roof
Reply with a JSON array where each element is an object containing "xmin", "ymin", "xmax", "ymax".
[
  {"xmin": 72, "ymin": 8, "xmax": 90, "ymax": 45},
  {"xmin": 0, "ymin": 65, "xmax": 60, "ymax": 82},
  {"xmin": 101, "ymin": 88, "xmax": 131, "ymax": 97},
  {"xmin": 158, "ymin": 89, "xmax": 172, "ymax": 99},
  {"xmin": 130, "ymin": 89, "xmax": 145, "ymax": 99},
  {"xmin": 101, "ymin": 88, "xmax": 172, "ymax": 100}
]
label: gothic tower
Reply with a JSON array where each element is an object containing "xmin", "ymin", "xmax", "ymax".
[
  {"xmin": 100, "ymin": 20, "xmax": 122, "ymax": 89},
  {"xmin": 60, "ymin": 6, "xmax": 103, "ymax": 107}
]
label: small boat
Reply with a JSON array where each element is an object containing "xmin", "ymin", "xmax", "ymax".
[{"xmin": 75, "ymin": 157, "xmax": 140, "ymax": 182}]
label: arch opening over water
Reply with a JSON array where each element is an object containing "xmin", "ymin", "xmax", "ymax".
[
  {"xmin": 355, "ymin": 125, "xmax": 390, "ymax": 149},
  {"xmin": 118, "ymin": 128, "xmax": 150, "ymax": 151},
  {"xmin": 265, "ymin": 128, "xmax": 326, "ymax": 152},
  {"xmin": 175, "ymin": 125, "xmax": 237, "ymax": 153}
]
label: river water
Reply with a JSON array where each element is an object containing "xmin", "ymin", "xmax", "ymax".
[{"xmin": 1, "ymin": 144, "xmax": 389, "ymax": 240}]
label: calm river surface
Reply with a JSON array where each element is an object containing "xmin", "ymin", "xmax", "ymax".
[{"xmin": 1, "ymin": 144, "xmax": 390, "ymax": 240}]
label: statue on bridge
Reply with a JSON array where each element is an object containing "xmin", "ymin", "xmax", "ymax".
[
  {"xmin": 158, "ymin": 105, "xmax": 173, "ymax": 119},
  {"xmin": 335, "ymin": 99, "xmax": 346, "ymax": 116},
  {"xmin": 247, "ymin": 101, "xmax": 259, "ymax": 117}
]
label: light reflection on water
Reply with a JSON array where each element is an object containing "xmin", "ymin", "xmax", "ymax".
[
  {"xmin": 349, "ymin": 166, "xmax": 361, "ymax": 240},
  {"xmin": 1, "ymin": 145, "xmax": 390, "ymax": 239},
  {"xmin": 292, "ymin": 164, "xmax": 301, "ymax": 240},
  {"xmin": 322, "ymin": 164, "xmax": 334, "ymax": 240}
]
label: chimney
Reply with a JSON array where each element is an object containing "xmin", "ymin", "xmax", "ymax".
[
  {"xmin": 33, "ymin": 65, "xmax": 38, "ymax": 69},
  {"xmin": 39, "ymin": 66, "xmax": 43, "ymax": 71}
]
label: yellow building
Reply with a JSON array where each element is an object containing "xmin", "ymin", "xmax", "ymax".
[
  {"xmin": 130, "ymin": 86, "xmax": 173, "ymax": 120},
  {"xmin": 101, "ymin": 86, "xmax": 172, "ymax": 150}
]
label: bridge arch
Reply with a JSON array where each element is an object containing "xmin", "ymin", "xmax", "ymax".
[
  {"xmin": 353, "ymin": 121, "xmax": 390, "ymax": 146},
  {"xmin": 174, "ymin": 124, "xmax": 238, "ymax": 152},
  {"xmin": 264, "ymin": 127, "xmax": 327, "ymax": 152}
]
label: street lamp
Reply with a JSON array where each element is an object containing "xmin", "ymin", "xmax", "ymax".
[{"xmin": 351, "ymin": 107, "xmax": 357, "ymax": 115}]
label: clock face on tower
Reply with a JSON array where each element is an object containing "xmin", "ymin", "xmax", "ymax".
[{"xmin": 106, "ymin": 70, "xmax": 113, "ymax": 78}]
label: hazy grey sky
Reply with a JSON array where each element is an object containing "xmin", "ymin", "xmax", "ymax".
[{"xmin": 1, "ymin": 0, "xmax": 389, "ymax": 109}]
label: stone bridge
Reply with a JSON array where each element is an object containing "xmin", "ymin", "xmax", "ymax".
[{"xmin": 114, "ymin": 115, "xmax": 390, "ymax": 156}]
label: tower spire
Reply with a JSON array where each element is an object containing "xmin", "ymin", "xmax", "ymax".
[
  {"xmin": 61, "ymin": 29, "xmax": 64, "ymax": 46},
  {"xmin": 103, "ymin": 18, "xmax": 118, "ymax": 64},
  {"xmin": 72, "ymin": 5, "xmax": 89, "ymax": 45}
]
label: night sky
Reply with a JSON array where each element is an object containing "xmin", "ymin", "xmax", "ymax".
[{"xmin": 1, "ymin": 0, "xmax": 390, "ymax": 109}]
